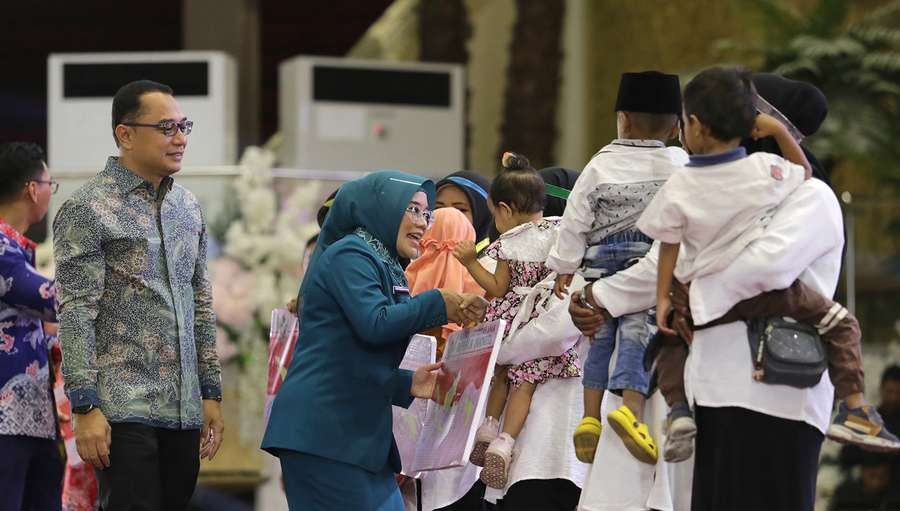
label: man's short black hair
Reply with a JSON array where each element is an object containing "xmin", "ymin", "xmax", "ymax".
[
  {"xmin": 882, "ymin": 364, "xmax": 900, "ymax": 385},
  {"xmin": 111, "ymin": 80, "xmax": 174, "ymax": 147},
  {"xmin": 683, "ymin": 66, "xmax": 757, "ymax": 142},
  {"xmin": 0, "ymin": 142, "xmax": 46, "ymax": 204}
]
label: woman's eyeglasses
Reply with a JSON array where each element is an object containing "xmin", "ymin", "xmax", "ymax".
[{"xmin": 405, "ymin": 205, "xmax": 434, "ymax": 227}]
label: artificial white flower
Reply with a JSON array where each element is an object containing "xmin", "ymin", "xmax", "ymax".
[
  {"xmin": 242, "ymin": 187, "xmax": 278, "ymax": 235},
  {"xmin": 210, "ymin": 142, "xmax": 322, "ymax": 444}
]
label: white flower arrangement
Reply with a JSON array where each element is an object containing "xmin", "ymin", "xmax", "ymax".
[{"xmin": 211, "ymin": 142, "xmax": 320, "ymax": 444}]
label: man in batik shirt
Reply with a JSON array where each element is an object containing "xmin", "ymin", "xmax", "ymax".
[
  {"xmin": 54, "ymin": 80, "xmax": 224, "ymax": 510},
  {"xmin": 0, "ymin": 142, "xmax": 63, "ymax": 510}
]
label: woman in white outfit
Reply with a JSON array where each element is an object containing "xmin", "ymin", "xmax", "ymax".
[
  {"xmin": 570, "ymin": 177, "xmax": 843, "ymax": 510},
  {"xmin": 420, "ymin": 168, "xmax": 588, "ymax": 511}
]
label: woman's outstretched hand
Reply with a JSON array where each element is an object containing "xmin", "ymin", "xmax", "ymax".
[
  {"xmin": 411, "ymin": 362, "xmax": 444, "ymax": 400},
  {"xmin": 439, "ymin": 289, "xmax": 465, "ymax": 324},
  {"xmin": 459, "ymin": 293, "xmax": 488, "ymax": 325},
  {"xmin": 439, "ymin": 289, "xmax": 488, "ymax": 326}
]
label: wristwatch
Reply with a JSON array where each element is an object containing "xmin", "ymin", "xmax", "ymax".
[
  {"xmin": 579, "ymin": 283, "xmax": 596, "ymax": 310},
  {"xmin": 72, "ymin": 403, "xmax": 97, "ymax": 415}
]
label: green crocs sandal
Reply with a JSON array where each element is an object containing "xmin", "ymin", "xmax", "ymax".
[
  {"xmin": 608, "ymin": 405, "xmax": 658, "ymax": 464},
  {"xmin": 573, "ymin": 417, "xmax": 602, "ymax": 463}
]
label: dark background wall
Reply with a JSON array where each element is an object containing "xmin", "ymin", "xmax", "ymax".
[
  {"xmin": 0, "ymin": 0, "xmax": 393, "ymax": 152},
  {"xmin": 0, "ymin": 4, "xmax": 182, "ymax": 149},
  {"xmin": 257, "ymin": 2, "xmax": 393, "ymax": 143}
]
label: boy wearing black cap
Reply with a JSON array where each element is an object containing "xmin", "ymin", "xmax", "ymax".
[{"xmin": 547, "ymin": 70, "xmax": 686, "ymax": 465}]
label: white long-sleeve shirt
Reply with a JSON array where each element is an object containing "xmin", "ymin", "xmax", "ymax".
[
  {"xmin": 637, "ymin": 149, "xmax": 806, "ymax": 283},
  {"xmin": 577, "ymin": 178, "xmax": 841, "ymax": 511},
  {"xmin": 591, "ymin": 178, "xmax": 842, "ymax": 433},
  {"xmin": 547, "ymin": 139, "xmax": 688, "ymax": 275}
]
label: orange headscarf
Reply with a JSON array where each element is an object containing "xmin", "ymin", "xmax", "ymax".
[{"xmin": 406, "ymin": 208, "xmax": 485, "ymax": 345}]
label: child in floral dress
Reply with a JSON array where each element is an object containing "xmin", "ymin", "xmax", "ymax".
[{"xmin": 453, "ymin": 152, "xmax": 581, "ymax": 489}]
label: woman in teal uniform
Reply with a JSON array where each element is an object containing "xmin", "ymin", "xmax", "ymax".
[{"xmin": 262, "ymin": 171, "xmax": 485, "ymax": 510}]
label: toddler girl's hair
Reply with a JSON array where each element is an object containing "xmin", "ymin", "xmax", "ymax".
[
  {"xmin": 488, "ymin": 152, "xmax": 545, "ymax": 214},
  {"xmin": 683, "ymin": 66, "xmax": 757, "ymax": 142}
]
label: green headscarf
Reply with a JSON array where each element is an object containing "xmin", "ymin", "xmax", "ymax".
[{"xmin": 302, "ymin": 171, "xmax": 436, "ymax": 295}]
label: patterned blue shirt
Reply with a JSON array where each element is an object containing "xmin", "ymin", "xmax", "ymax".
[
  {"xmin": 53, "ymin": 157, "xmax": 221, "ymax": 430},
  {"xmin": 0, "ymin": 220, "xmax": 57, "ymax": 439}
]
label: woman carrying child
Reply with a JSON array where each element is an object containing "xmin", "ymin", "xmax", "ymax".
[{"xmin": 453, "ymin": 152, "xmax": 581, "ymax": 490}]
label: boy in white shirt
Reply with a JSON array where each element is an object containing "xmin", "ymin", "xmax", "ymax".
[
  {"xmin": 547, "ymin": 71, "xmax": 687, "ymax": 465},
  {"xmin": 639, "ymin": 66, "xmax": 900, "ymax": 461}
]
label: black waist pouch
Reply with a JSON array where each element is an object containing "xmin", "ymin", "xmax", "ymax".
[{"xmin": 747, "ymin": 316, "xmax": 828, "ymax": 389}]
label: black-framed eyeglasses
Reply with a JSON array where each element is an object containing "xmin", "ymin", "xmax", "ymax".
[
  {"xmin": 405, "ymin": 205, "xmax": 434, "ymax": 227},
  {"xmin": 31, "ymin": 179, "xmax": 59, "ymax": 194},
  {"xmin": 121, "ymin": 119, "xmax": 194, "ymax": 137}
]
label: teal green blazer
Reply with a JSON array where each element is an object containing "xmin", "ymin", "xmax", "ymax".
[{"xmin": 261, "ymin": 235, "xmax": 446, "ymax": 473}]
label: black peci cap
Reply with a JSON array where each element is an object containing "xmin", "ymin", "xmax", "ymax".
[{"xmin": 615, "ymin": 71, "xmax": 682, "ymax": 114}]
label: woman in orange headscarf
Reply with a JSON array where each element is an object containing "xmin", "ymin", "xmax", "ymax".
[{"xmin": 406, "ymin": 207, "xmax": 485, "ymax": 357}]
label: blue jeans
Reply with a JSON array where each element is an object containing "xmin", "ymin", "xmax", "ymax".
[{"xmin": 581, "ymin": 230, "xmax": 655, "ymax": 394}]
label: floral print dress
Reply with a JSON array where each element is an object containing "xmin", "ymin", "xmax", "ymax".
[{"xmin": 484, "ymin": 218, "xmax": 581, "ymax": 386}]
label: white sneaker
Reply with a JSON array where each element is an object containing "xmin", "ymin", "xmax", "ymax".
[
  {"xmin": 663, "ymin": 406, "xmax": 697, "ymax": 464},
  {"xmin": 469, "ymin": 417, "xmax": 500, "ymax": 466},
  {"xmin": 481, "ymin": 433, "xmax": 515, "ymax": 489}
]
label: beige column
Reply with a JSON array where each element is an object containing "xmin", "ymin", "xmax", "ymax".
[
  {"xmin": 465, "ymin": 0, "xmax": 516, "ymax": 174},
  {"xmin": 182, "ymin": 0, "xmax": 261, "ymax": 149},
  {"xmin": 554, "ymin": 0, "xmax": 590, "ymax": 169}
]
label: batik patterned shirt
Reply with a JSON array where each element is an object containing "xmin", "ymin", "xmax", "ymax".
[
  {"xmin": 0, "ymin": 219, "xmax": 58, "ymax": 439},
  {"xmin": 53, "ymin": 156, "xmax": 221, "ymax": 430}
]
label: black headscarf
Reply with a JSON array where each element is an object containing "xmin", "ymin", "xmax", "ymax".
[
  {"xmin": 434, "ymin": 171, "xmax": 493, "ymax": 245},
  {"xmin": 539, "ymin": 167, "xmax": 581, "ymax": 217},
  {"xmin": 742, "ymin": 73, "xmax": 831, "ymax": 185},
  {"xmin": 743, "ymin": 73, "xmax": 845, "ymax": 269}
]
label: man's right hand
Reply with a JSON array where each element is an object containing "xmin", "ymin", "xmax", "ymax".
[
  {"xmin": 74, "ymin": 408, "xmax": 112, "ymax": 470},
  {"xmin": 568, "ymin": 290, "xmax": 606, "ymax": 337}
]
